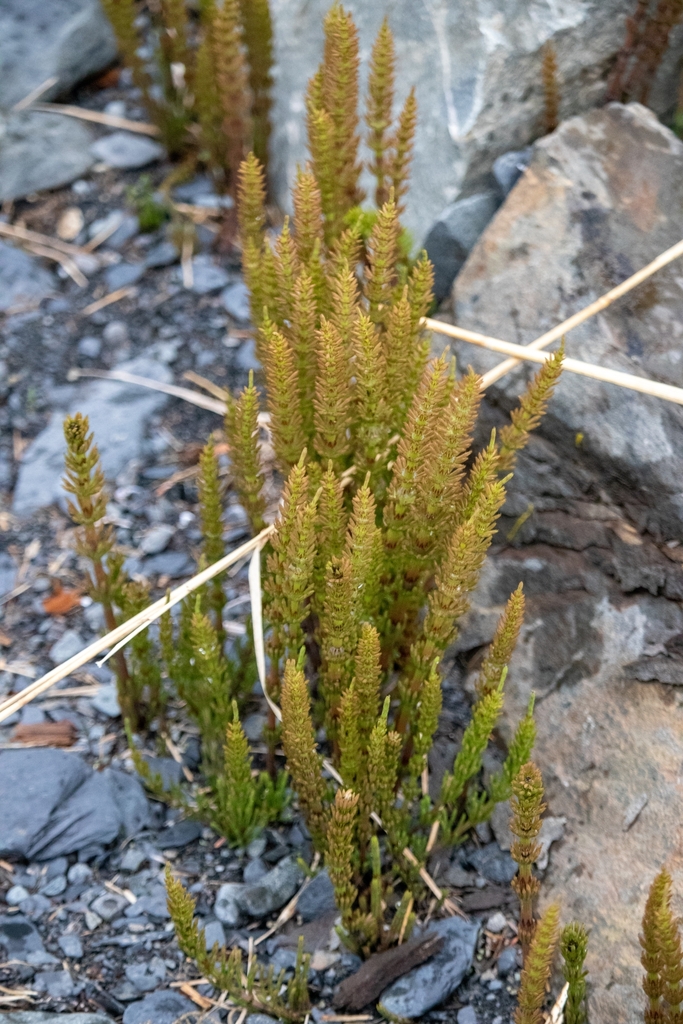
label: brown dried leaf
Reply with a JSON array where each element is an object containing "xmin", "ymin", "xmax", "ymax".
[{"xmin": 43, "ymin": 584, "xmax": 82, "ymax": 615}]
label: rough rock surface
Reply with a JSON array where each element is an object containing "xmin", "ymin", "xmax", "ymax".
[
  {"xmin": 0, "ymin": 0, "xmax": 116, "ymax": 109},
  {"xmin": 268, "ymin": 1, "xmax": 683, "ymax": 245},
  {"xmin": 0, "ymin": 749, "xmax": 149, "ymax": 860},
  {"xmin": 0, "ymin": 241, "xmax": 56, "ymax": 313},
  {"xmin": 379, "ymin": 918, "xmax": 480, "ymax": 1018},
  {"xmin": 13, "ymin": 355, "xmax": 172, "ymax": 516},
  {"xmin": 0, "ymin": 112, "xmax": 95, "ymax": 202},
  {"xmin": 452, "ymin": 102, "xmax": 683, "ymax": 538}
]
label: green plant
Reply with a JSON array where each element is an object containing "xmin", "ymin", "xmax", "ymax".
[
  {"xmin": 514, "ymin": 903, "xmax": 561, "ymax": 1024},
  {"xmin": 561, "ymin": 923, "xmax": 589, "ymax": 1024},
  {"xmin": 510, "ymin": 761, "xmax": 545, "ymax": 959},
  {"xmin": 166, "ymin": 866, "xmax": 311, "ymax": 1021},
  {"xmin": 127, "ymin": 175, "xmax": 169, "ymax": 232},
  {"xmin": 101, "ymin": 0, "xmax": 275, "ymax": 189},
  {"xmin": 62, "ymin": 414, "xmax": 164, "ymax": 731},
  {"xmin": 226, "ymin": 7, "xmax": 563, "ymax": 958},
  {"xmin": 541, "ymin": 42, "xmax": 559, "ymax": 134},
  {"xmin": 641, "ymin": 868, "xmax": 683, "ymax": 1024}
]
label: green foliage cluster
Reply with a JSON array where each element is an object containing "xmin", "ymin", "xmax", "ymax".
[
  {"xmin": 62, "ymin": 414, "xmax": 164, "ymax": 732},
  {"xmin": 127, "ymin": 175, "xmax": 169, "ymax": 232},
  {"xmin": 641, "ymin": 867, "xmax": 683, "ymax": 1024},
  {"xmin": 100, "ymin": 0, "xmax": 274, "ymax": 186},
  {"xmin": 166, "ymin": 866, "xmax": 311, "ymax": 1022},
  {"xmin": 226, "ymin": 5, "xmax": 563, "ymax": 957},
  {"xmin": 62, "ymin": 418, "xmax": 282, "ymax": 849}
]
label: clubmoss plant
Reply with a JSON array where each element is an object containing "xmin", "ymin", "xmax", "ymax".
[
  {"xmin": 224, "ymin": 6, "xmax": 563, "ymax": 958},
  {"xmin": 166, "ymin": 866, "xmax": 311, "ymax": 1021},
  {"xmin": 62, "ymin": 413, "xmax": 163, "ymax": 731},
  {"xmin": 561, "ymin": 922, "xmax": 589, "ymax": 1024},
  {"xmin": 514, "ymin": 903, "xmax": 561, "ymax": 1024},
  {"xmin": 100, "ymin": 0, "xmax": 275, "ymax": 188},
  {"xmin": 641, "ymin": 867, "xmax": 683, "ymax": 1024},
  {"xmin": 541, "ymin": 41, "xmax": 560, "ymax": 134},
  {"xmin": 510, "ymin": 761, "xmax": 545, "ymax": 959}
]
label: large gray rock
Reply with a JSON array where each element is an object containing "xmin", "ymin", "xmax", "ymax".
[
  {"xmin": 2, "ymin": 1015, "xmax": 111, "ymax": 1024},
  {"xmin": 0, "ymin": 0, "xmax": 116, "ymax": 110},
  {"xmin": 13, "ymin": 355, "xmax": 172, "ymax": 516},
  {"xmin": 379, "ymin": 917, "xmax": 480, "ymax": 1018},
  {"xmin": 452, "ymin": 103, "xmax": 683, "ymax": 539},
  {"xmin": 0, "ymin": 111, "xmax": 94, "ymax": 202},
  {"xmin": 28, "ymin": 767, "xmax": 150, "ymax": 860},
  {"xmin": 268, "ymin": 1, "xmax": 683, "ymax": 247},
  {"xmin": 0, "ymin": 749, "xmax": 89, "ymax": 858},
  {"xmin": 0, "ymin": 240, "xmax": 55, "ymax": 313},
  {"xmin": 0, "ymin": 749, "xmax": 149, "ymax": 860}
]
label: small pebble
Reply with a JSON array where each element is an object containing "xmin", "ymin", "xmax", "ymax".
[
  {"xmin": 486, "ymin": 911, "xmax": 507, "ymax": 934},
  {"xmin": 6, "ymin": 884, "xmax": 29, "ymax": 905},
  {"xmin": 103, "ymin": 320, "xmax": 129, "ymax": 345},
  {"xmin": 77, "ymin": 335, "xmax": 102, "ymax": 359},
  {"xmin": 246, "ymin": 836, "xmax": 267, "ymax": 859},
  {"xmin": 58, "ymin": 933, "xmax": 84, "ymax": 959},
  {"xmin": 496, "ymin": 945, "xmax": 519, "ymax": 977},
  {"xmin": 457, "ymin": 1007, "xmax": 478, "ymax": 1024},
  {"xmin": 41, "ymin": 875, "xmax": 67, "ymax": 897},
  {"xmin": 67, "ymin": 863, "xmax": 92, "ymax": 885},
  {"xmin": 85, "ymin": 910, "xmax": 103, "ymax": 930}
]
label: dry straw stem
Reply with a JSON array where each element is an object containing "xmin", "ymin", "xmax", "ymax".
[
  {"xmin": 0, "ymin": 526, "xmax": 274, "ymax": 724},
  {"xmin": 67, "ymin": 368, "xmax": 227, "ymax": 414},
  {"xmin": 423, "ymin": 318, "xmax": 683, "ymax": 407},
  {"xmin": 31, "ymin": 102, "xmax": 161, "ymax": 136},
  {"xmin": 81, "ymin": 286, "xmax": 138, "ymax": 316},
  {"xmin": 469, "ymin": 235, "xmax": 683, "ymax": 387}
]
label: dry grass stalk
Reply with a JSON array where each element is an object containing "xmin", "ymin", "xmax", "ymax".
[
  {"xmin": 0, "ymin": 526, "xmax": 274, "ymax": 724},
  {"xmin": 476, "ymin": 235, "xmax": 683, "ymax": 386},
  {"xmin": 31, "ymin": 101, "xmax": 161, "ymax": 136},
  {"xmin": 67, "ymin": 367, "xmax": 226, "ymax": 414},
  {"xmin": 81, "ymin": 286, "xmax": 138, "ymax": 316},
  {"xmin": 424, "ymin": 318, "xmax": 683, "ymax": 406}
]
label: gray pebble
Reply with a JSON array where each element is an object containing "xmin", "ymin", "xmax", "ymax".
[
  {"xmin": 125, "ymin": 955, "xmax": 167, "ymax": 992},
  {"xmin": 78, "ymin": 335, "xmax": 102, "ymax": 359},
  {"xmin": 34, "ymin": 969, "xmax": 75, "ymax": 998},
  {"xmin": 496, "ymin": 945, "xmax": 520, "ymax": 977},
  {"xmin": 247, "ymin": 836, "xmax": 267, "ymax": 859},
  {"xmin": 6, "ymin": 884, "xmax": 29, "ymax": 905},
  {"xmin": 202, "ymin": 918, "xmax": 226, "ymax": 950},
  {"xmin": 58, "ymin": 932, "xmax": 83, "ymax": 958},
  {"xmin": 91, "ymin": 132, "xmax": 165, "ymax": 170},
  {"xmin": 243, "ymin": 858, "xmax": 268, "ymax": 884},
  {"xmin": 220, "ymin": 280, "xmax": 250, "ymax": 322},
  {"xmin": 140, "ymin": 524, "xmax": 174, "ymax": 555},
  {"xmin": 103, "ymin": 320, "xmax": 129, "ymax": 345},
  {"xmin": 91, "ymin": 892, "xmax": 129, "ymax": 921},
  {"xmin": 105, "ymin": 262, "xmax": 144, "ymax": 291},
  {"xmin": 41, "ymin": 874, "xmax": 67, "ymax": 897},
  {"xmin": 67, "ymin": 863, "xmax": 92, "ymax": 885},
  {"xmin": 457, "ymin": 1007, "xmax": 478, "ymax": 1024},
  {"xmin": 49, "ymin": 629, "xmax": 84, "ymax": 665}
]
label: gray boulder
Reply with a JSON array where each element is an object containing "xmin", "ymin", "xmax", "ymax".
[
  {"xmin": 0, "ymin": 240, "xmax": 55, "ymax": 313},
  {"xmin": 122, "ymin": 990, "xmax": 194, "ymax": 1024},
  {"xmin": 0, "ymin": 749, "xmax": 89, "ymax": 858},
  {"xmin": 13, "ymin": 354, "xmax": 172, "ymax": 516},
  {"xmin": 0, "ymin": 111, "xmax": 94, "ymax": 202},
  {"xmin": 379, "ymin": 917, "xmax": 480, "ymax": 1018},
  {"xmin": 0, "ymin": 0, "xmax": 116, "ymax": 110},
  {"xmin": 28, "ymin": 767, "xmax": 149, "ymax": 860},
  {"xmin": 268, "ymin": 0, "xmax": 683, "ymax": 247},
  {"xmin": 452, "ymin": 103, "xmax": 683, "ymax": 539},
  {"xmin": 424, "ymin": 191, "xmax": 500, "ymax": 302}
]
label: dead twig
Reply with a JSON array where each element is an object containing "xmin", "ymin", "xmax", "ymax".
[
  {"xmin": 67, "ymin": 367, "xmax": 226, "ymax": 414},
  {"xmin": 81, "ymin": 287, "xmax": 138, "ymax": 316},
  {"xmin": 31, "ymin": 102, "xmax": 161, "ymax": 136}
]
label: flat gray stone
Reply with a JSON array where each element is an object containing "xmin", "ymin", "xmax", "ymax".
[
  {"xmin": 91, "ymin": 683, "xmax": 121, "ymax": 718},
  {"xmin": 221, "ymin": 280, "xmax": 250, "ymax": 321},
  {"xmin": 0, "ymin": 111, "xmax": 94, "ymax": 203},
  {"xmin": 104, "ymin": 262, "xmax": 144, "ymax": 291},
  {"xmin": 90, "ymin": 892, "xmax": 128, "ymax": 922},
  {"xmin": 49, "ymin": 629, "xmax": 85, "ymax": 665},
  {"xmin": 0, "ymin": 240, "xmax": 55, "ymax": 313},
  {"xmin": 202, "ymin": 918, "xmax": 226, "ymax": 950},
  {"xmin": 424, "ymin": 191, "xmax": 500, "ymax": 302},
  {"xmin": 13, "ymin": 355, "xmax": 172, "ymax": 516},
  {"xmin": 0, "ymin": 750, "xmax": 89, "ymax": 858},
  {"xmin": 125, "ymin": 956, "xmax": 166, "ymax": 992},
  {"xmin": 240, "ymin": 856, "xmax": 303, "ymax": 919},
  {"xmin": 2, "ymin": 1015, "xmax": 111, "ymax": 1024},
  {"xmin": 187, "ymin": 254, "xmax": 230, "ymax": 294},
  {"xmin": 0, "ymin": 914, "xmax": 46, "ymax": 957},
  {"xmin": 6, "ymin": 885, "xmax": 30, "ymax": 905},
  {"xmin": 297, "ymin": 868, "xmax": 337, "ymax": 922},
  {"xmin": 58, "ymin": 933, "xmax": 84, "ymax": 958},
  {"xmin": 140, "ymin": 524, "xmax": 174, "ymax": 555},
  {"xmin": 213, "ymin": 882, "xmax": 246, "ymax": 927},
  {"xmin": 0, "ymin": 0, "xmax": 116, "ymax": 109},
  {"xmin": 122, "ymin": 990, "xmax": 194, "ymax": 1024},
  {"xmin": 27, "ymin": 768, "xmax": 149, "ymax": 860},
  {"xmin": 379, "ymin": 917, "xmax": 480, "ymax": 1018},
  {"xmin": 33, "ymin": 970, "xmax": 75, "ymax": 998},
  {"xmin": 90, "ymin": 132, "xmax": 165, "ymax": 170}
]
